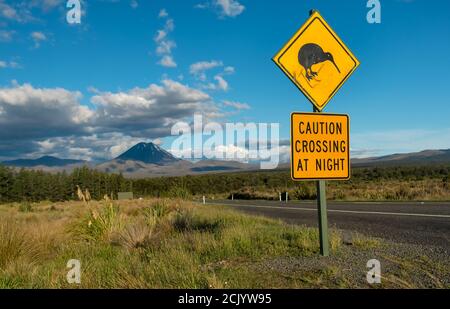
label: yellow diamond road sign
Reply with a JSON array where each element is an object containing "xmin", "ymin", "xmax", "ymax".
[{"xmin": 273, "ymin": 11, "xmax": 360, "ymax": 111}]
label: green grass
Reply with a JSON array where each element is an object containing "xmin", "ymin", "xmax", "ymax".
[
  {"xmin": 0, "ymin": 199, "xmax": 448, "ymax": 288},
  {"xmin": 18, "ymin": 202, "xmax": 33, "ymax": 213},
  {"xmin": 352, "ymin": 234, "xmax": 382, "ymax": 250}
]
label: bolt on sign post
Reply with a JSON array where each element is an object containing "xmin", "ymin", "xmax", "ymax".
[{"xmin": 273, "ymin": 10, "xmax": 360, "ymax": 256}]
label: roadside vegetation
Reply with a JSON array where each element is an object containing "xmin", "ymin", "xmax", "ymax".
[
  {"xmin": 0, "ymin": 199, "xmax": 448, "ymax": 288},
  {"xmin": 135, "ymin": 165, "xmax": 450, "ymax": 202},
  {"xmin": 222, "ymin": 178, "xmax": 450, "ymax": 202},
  {"xmin": 0, "ymin": 165, "xmax": 449, "ymax": 203}
]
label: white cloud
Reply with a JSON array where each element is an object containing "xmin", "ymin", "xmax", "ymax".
[
  {"xmin": 214, "ymin": 75, "xmax": 229, "ymax": 91},
  {"xmin": 0, "ymin": 83, "xmax": 94, "ymax": 142},
  {"xmin": 154, "ymin": 30, "xmax": 167, "ymax": 42},
  {"xmin": 0, "ymin": 0, "xmax": 36, "ymax": 23},
  {"xmin": 156, "ymin": 40, "xmax": 176, "ymax": 55},
  {"xmin": 194, "ymin": 2, "xmax": 210, "ymax": 10},
  {"xmin": 223, "ymin": 66, "xmax": 235, "ymax": 74},
  {"xmin": 30, "ymin": 133, "xmax": 150, "ymax": 161},
  {"xmin": 91, "ymin": 79, "xmax": 216, "ymax": 137},
  {"xmin": 164, "ymin": 18, "xmax": 174, "ymax": 31},
  {"xmin": 215, "ymin": 0, "xmax": 245, "ymax": 17},
  {"xmin": 202, "ymin": 75, "xmax": 229, "ymax": 92},
  {"xmin": 0, "ymin": 60, "xmax": 20, "ymax": 69},
  {"xmin": 195, "ymin": 0, "xmax": 245, "ymax": 18},
  {"xmin": 0, "ymin": 30, "xmax": 15, "ymax": 42},
  {"xmin": 223, "ymin": 100, "xmax": 250, "ymax": 110},
  {"xmin": 158, "ymin": 8, "xmax": 168, "ymax": 18},
  {"xmin": 190, "ymin": 60, "xmax": 223, "ymax": 76},
  {"xmin": 190, "ymin": 61, "xmax": 235, "ymax": 90},
  {"xmin": 31, "ymin": 31, "xmax": 47, "ymax": 48},
  {"xmin": 108, "ymin": 137, "xmax": 150, "ymax": 158},
  {"xmin": 214, "ymin": 144, "xmax": 249, "ymax": 161},
  {"xmin": 158, "ymin": 55, "xmax": 177, "ymax": 68},
  {"xmin": 67, "ymin": 147, "xmax": 93, "ymax": 160},
  {"xmin": 29, "ymin": 0, "xmax": 63, "ymax": 12},
  {"xmin": 153, "ymin": 11, "xmax": 177, "ymax": 68},
  {"xmin": 8, "ymin": 61, "xmax": 19, "ymax": 68},
  {"xmin": 0, "ymin": 0, "xmax": 19, "ymax": 20},
  {"xmin": 130, "ymin": 0, "xmax": 138, "ymax": 9},
  {"xmin": 171, "ymin": 142, "xmax": 288, "ymax": 165},
  {"xmin": 31, "ymin": 31, "xmax": 46, "ymax": 41},
  {"xmin": 0, "ymin": 0, "xmax": 62, "ymax": 25},
  {"xmin": 152, "ymin": 138, "xmax": 163, "ymax": 146}
]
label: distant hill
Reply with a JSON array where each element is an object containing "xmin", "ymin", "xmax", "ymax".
[
  {"xmin": 3, "ymin": 146, "xmax": 449, "ymax": 177},
  {"xmin": 96, "ymin": 159, "xmax": 255, "ymax": 178},
  {"xmin": 116, "ymin": 142, "xmax": 180, "ymax": 165},
  {"xmin": 96, "ymin": 142, "xmax": 256, "ymax": 178},
  {"xmin": 352, "ymin": 149, "xmax": 450, "ymax": 167},
  {"xmin": 2, "ymin": 156, "xmax": 85, "ymax": 168},
  {"xmin": 272, "ymin": 149, "xmax": 450, "ymax": 171}
]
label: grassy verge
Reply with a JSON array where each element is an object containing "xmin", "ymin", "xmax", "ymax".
[
  {"xmin": 0, "ymin": 199, "xmax": 448, "ymax": 288},
  {"xmin": 215, "ymin": 178, "xmax": 450, "ymax": 202}
]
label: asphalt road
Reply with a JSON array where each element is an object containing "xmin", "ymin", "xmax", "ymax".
[{"xmin": 205, "ymin": 200, "xmax": 450, "ymax": 249}]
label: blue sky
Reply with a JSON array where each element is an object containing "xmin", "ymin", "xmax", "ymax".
[{"xmin": 0, "ymin": 0, "xmax": 449, "ymax": 162}]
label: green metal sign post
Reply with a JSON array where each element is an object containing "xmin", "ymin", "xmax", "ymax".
[
  {"xmin": 314, "ymin": 106, "xmax": 330, "ymax": 257},
  {"xmin": 316, "ymin": 180, "xmax": 329, "ymax": 256}
]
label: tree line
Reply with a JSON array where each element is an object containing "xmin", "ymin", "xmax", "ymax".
[
  {"xmin": 0, "ymin": 166, "xmax": 132, "ymax": 203},
  {"xmin": 132, "ymin": 165, "xmax": 450, "ymax": 197},
  {"xmin": 0, "ymin": 164, "xmax": 448, "ymax": 203}
]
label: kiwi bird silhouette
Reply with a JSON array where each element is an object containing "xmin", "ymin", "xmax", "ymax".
[{"xmin": 298, "ymin": 43, "xmax": 340, "ymax": 81}]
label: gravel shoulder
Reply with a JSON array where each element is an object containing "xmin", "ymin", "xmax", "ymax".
[{"xmin": 252, "ymin": 232, "xmax": 450, "ymax": 288}]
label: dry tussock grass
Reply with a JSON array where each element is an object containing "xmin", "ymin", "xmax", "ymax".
[
  {"xmin": 0, "ymin": 198, "xmax": 447, "ymax": 288},
  {"xmin": 0, "ymin": 220, "xmax": 41, "ymax": 268}
]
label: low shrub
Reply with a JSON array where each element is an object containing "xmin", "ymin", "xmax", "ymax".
[
  {"xmin": 229, "ymin": 188, "xmax": 278, "ymax": 200},
  {"xmin": 291, "ymin": 184, "xmax": 317, "ymax": 200},
  {"xmin": 70, "ymin": 202, "xmax": 124, "ymax": 242},
  {"xmin": 0, "ymin": 221, "xmax": 38, "ymax": 268},
  {"xmin": 18, "ymin": 202, "xmax": 33, "ymax": 213},
  {"xmin": 167, "ymin": 186, "xmax": 191, "ymax": 200},
  {"xmin": 173, "ymin": 208, "xmax": 224, "ymax": 233},
  {"xmin": 112, "ymin": 219, "xmax": 157, "ymax": 250}
]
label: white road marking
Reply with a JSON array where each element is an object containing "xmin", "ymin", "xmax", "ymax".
[{"xmin": 204, "ymin": 202, "xmax": 450, "ymax": 219}]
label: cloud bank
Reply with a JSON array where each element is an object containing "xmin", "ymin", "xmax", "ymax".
[{"xmin": 0, "ymin": 80, "xmax": 220, "ymax": 161}]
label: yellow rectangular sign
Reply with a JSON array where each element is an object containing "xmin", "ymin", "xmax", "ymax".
[{"xmin": 291, "ymin": 112, "xmax": 350, "ymax": 180}]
